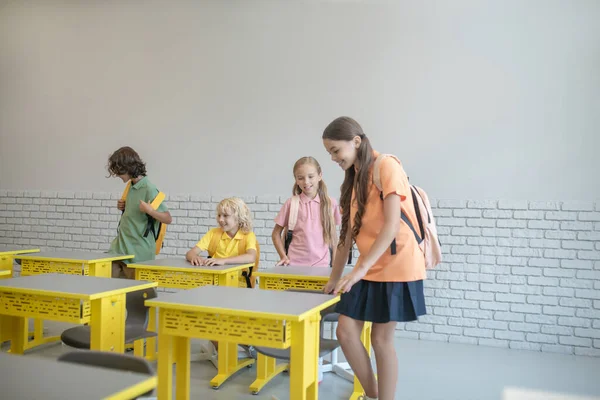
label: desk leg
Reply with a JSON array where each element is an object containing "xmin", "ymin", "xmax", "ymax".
[
  {"xmin": 0, "ymin": 315, "xmax": 9, "ymax": 343},
  {"xmin": 158, "ymin": 332, "xmax": 174, "ymax": 400},
  {"xmin": 290, "ymin": 313, "xmax": 320, "ymax": 400},
  {"xmin": 175, "ymin": 336, "xmax": 191, "ymax": 400},
  {"xmin": 145, "ymin": 306, "xmax": 157, "ymax": 361},
  {"xmin": 349, "ymin": 322, "xmax": 372, "ymax": 400},
  {"xmin": 217, "ymin": 271, "xmax": 238, "ymax": 287},
  {"xmin": 209, "ymin": 272, "xmax": 255, "ymax": 389},
  {"xmin": 3, "ymin": 315, "xmax": 26, "ymax": 354},
  {"xmin": 249, "ymin": 353, "xmax": 289, "ymax": 394},
  {"xmin": 258, "ymin": 277, "xmax": 267, "ymax": 289},
  {"xmin": 90, "ymin": 294, "xmax": 126, "ymax": 352},
  {"xmin": 89, "ymin": 262, "xmax": 111, "ymax": 278},
  {"xmin": 210, "ymin": 341, "xmax": 254, "ymax": 389},
  {"xmin": 22, "ymin": 318, "xmax": 59, "ymax": 350},
  {"xmin": 0, "ymin": 254, "xmax": 13, "ymax": 276}
]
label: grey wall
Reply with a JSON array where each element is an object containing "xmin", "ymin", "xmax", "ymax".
[{"xmin": 1, "ymin": 0, "xmax": 598, "ymax": 200}]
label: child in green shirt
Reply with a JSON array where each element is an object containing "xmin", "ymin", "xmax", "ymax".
[{"xmin": 107, "ymin": 146, "xmax": 172, "ymax": 278}]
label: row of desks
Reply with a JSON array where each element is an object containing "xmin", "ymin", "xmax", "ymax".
[{"xmin": 0, "ymin": 246, "xmax": 367, "ymax": 400}]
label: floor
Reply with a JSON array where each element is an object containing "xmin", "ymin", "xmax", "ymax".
[{"xmin": 9, "ymin": 320, "xmax": 600, "ymax": 400}]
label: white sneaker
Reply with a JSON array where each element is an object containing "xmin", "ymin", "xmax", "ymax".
[
  {"xmin": 357, "ymin": 396, "xmax": 378, "ymax": 400},
  {"xmin": 318, "ymin": 356, "xmax": 323, "ymax": 383}
]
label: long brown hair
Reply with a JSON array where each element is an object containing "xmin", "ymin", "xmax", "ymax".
[
  {"xmin": 292, "ymin": 157, "xmax": 337, "ymax": 247},
  {"xmin": 322, "ymin": 117, "xmax": 374, "ymax": 248}
]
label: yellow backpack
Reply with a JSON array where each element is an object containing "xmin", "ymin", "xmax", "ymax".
[
  {"xmin": 121, "ymin": 181, "xmax": 167, "ymax": 255},
  {"xmin": 207, "ymin": 228, "xmax": 260, "ymax": 288}
]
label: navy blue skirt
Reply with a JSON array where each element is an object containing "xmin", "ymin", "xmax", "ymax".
[{"xmin": 335, "ymin": 279, "xmax": 426, "ymax": 323}]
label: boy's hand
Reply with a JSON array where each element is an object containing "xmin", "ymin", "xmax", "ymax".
[
  {"xmin": 139, "ymin": 200, "xmax": 153, "ymax": 215},
  {"xmin": 204, "ymin": 258, "xmax": 225, "ymax": 266},
  {"xmin": 190, "ymin": 255, "xmax": 206, "ymax": 266},
  {"xmin": 117, "ymin": 200, "xmax": 126, "ymax": 211}
]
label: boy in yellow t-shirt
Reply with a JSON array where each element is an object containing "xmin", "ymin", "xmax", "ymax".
[
  {"xmin": 186, "ymin": 197, "xmax": 257, "ymax": 266},
  {"xmin": 185, "ymin": 197, "xmax": 258, "ymax": 359}
]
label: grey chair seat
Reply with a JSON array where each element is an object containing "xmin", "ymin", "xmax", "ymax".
[
  {"xmin": 61, "ymin": 287, "xmax": 157, "ymax": 350},
  {"xmin": 255, "ymin": 338, "xmax": 340, "ymax": 361},
  {"xmin": 323, "ymin": 312, "xmax": 340, "ymax": 322},
  {"xmin": 61, "ymin": 325, "xmax": 156, "ymax": 349},
  {"xmin": 58, "ymin": 350, "xmax": 155, "ymax": 399}
]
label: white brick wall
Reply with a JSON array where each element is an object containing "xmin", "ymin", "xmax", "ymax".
[{"xmin": 0, "ymin": 190, "xmax": 599, "ymax": 356}]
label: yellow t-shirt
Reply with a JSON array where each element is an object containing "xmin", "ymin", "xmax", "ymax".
[{"xmin": 195, "ymin": 227, "xmax": 258, "ymax": 258}]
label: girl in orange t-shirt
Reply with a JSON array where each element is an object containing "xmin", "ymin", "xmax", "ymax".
[{"xmin": 322, "ymin": 116, "xmax": 426, "ymax": 400}]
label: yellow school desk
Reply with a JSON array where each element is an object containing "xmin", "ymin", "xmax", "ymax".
[
  {"xmin": 146, "ymin": 285, "xmax": 339, "ymax": 400},
  {"xmin": 255, "ymin": 266, "xmax": 370, "ymax": 400},
  {"xmin": 0, "ymin": 274, "xmax": 157, "ymax": 354},
  {"xmin": 0, "ymin": 245, "xmax": 40, "ymax": 277},
  {"xmin": 0, "ymin": 247, "xmax": 39, "ymax": 346},
  {"xmin": 128, "ymin": 258, "xmax": 252, "ymax": 361},
  {"xmin": 0, "ymin": 250, "xmax": 31, "ymax": 343},
  {"xmin": 0, "ymin": 352, "xmax": 157, "ymax": 399},
  {"xmin": 12, "ymin": 250, "xmax": 134, "ymax": 351},
  {"xmin": 128, "ymin": 258, "xmax": 252, "ymax": 289},
  {"xmin": 14, "ymin": 250, "xmax": 134, "ymax": 278}
]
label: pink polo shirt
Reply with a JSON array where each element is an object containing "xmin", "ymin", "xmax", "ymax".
[{"xmin": 275, "ymin": 193, "xmax": 341, "ymax": 267}]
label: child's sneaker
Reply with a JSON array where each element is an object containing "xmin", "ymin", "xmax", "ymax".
[
  {"xmin": 318, "ymin": 356, "xmax": 324, "ymax": 384},
  {"xmin": 240, "ymin": 345, "xmax": 257, "ymax": 359}
]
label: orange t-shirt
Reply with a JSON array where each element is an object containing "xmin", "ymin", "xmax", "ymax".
[{"xmin": 350, "ymin": 151, "xmax": 426, "ymax": 282}]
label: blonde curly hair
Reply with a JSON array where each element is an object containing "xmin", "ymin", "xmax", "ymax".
[{"xmin": 216, "ymin": 197, "xmax": 253, "ymax": 234}]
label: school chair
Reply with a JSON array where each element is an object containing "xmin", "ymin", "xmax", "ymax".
[
  {"xmin": 57, "ymin": 350, "xmax": 156, "ymax": 399},
  {"xmin": 60, "ymin": 287, "xmax": 157, "ymax": 357}
]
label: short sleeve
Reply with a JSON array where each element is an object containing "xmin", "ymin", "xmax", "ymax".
[
  {"xmin": 243, "ymin": 232, "xmax": 258, "ymax": 252},
  {"xmin": 380, "ymin": 156, "xmax": 409, "ymax": 202},
  {"xmin": 331, "ymin": 197, "xmax": 342, "ymax": 225},
  {"xmin": 157, "ymin": 201, "xmax": 168, "ymax": 212},
  {"xmin": 195, "ymin": 229, "xmax": 213, "ymax": 251},
  {"xmin": 274, "ymin": 198, "xmax": 291, "ymax": 227}
]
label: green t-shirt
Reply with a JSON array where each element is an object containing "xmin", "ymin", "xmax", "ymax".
[{"xmin": 109, "ymin": 176, "xmax": 168, "ymax": 264}]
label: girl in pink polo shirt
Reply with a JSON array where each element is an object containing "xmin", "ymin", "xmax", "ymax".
[
  {"xmin": 322, "ymin": 117, "xmax": 427, "ymax": 400},
  {"xmin": 272, "ymin": 156, "xmax": 341, "ymax": 267}
]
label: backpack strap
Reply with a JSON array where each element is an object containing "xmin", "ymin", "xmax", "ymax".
[
  {"xmin": 372, "ymin": 154, "xmax": 422, "ymax": 255},
  {"xmin": 207, "ymin": 228, "xmax": 223, "ymax": 258},
  {"xmin": 410, "ymin": 186, "xmax": 425, "ymax": 239},
  {"xmin": 120, "ymin": 180, "xmax": 132, "ymax": 203},
  {"xmin": 143, "ymin": 190, "xmax": 166, "ymax": 241},
  {"xmin": 237, "ymin": 233, "xmax": 256, "ymax": 288},
  {"xmin": 288, "ymin": 195, "xmax": 300, "ymax": 231},
  {"xmin": 284, "ymin": 195, "xmax": 300, "ymax": 254},
  {"xmin": 117, "ymin": 181, "xmax": 133, "ymax": 234},
  {"xmin": 150, "ymin": 191, "xmax": 165, "ymax": 210}
]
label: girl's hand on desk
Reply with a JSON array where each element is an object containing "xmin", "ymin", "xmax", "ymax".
[
  {"xmin": 334, "ymin": 267, "xmax": 367, "ymax": 294},
  {"xmin": 323, "ymin": 279, "xmax": 338, "ymax": 294},
  {"xmin": 275, "ymin": 256, "xmax": 290, "ymax": 266},
  {"xmin": 190, "ymin": 255, "xmax": 206, "ymax": 266},
  {"xmin": 204, "ymin": 258, "xmax": 225, "ymax": 266}
]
